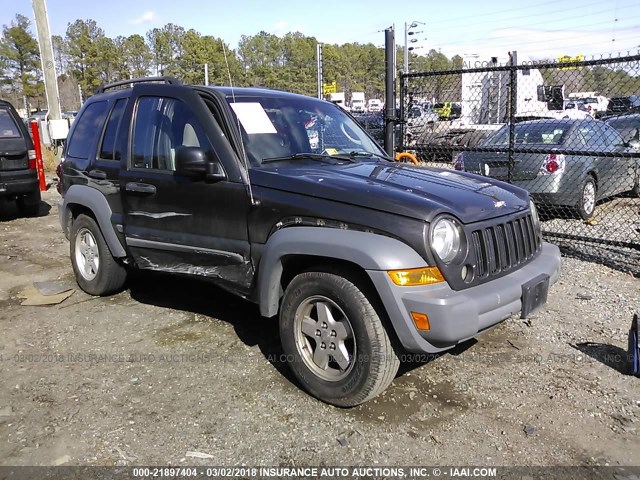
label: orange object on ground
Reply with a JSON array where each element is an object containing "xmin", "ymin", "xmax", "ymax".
[{"xmin": 395, "ymin": 151, "xmax": 418, "ymax": 164}]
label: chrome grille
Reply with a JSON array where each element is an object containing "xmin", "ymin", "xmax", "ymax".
[{"xmin": 471, "ymin": 214, "xmax": 540, "ymax": 279}]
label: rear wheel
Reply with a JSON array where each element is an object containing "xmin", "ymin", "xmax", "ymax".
[
  {"xmin": 577, "ymin": 176, "xmax": 597, "ymax": 220},
  {"xmin": 70, "ymin": 214, "xmax": 127, "ymax": 296},
  {"xmin": 16, "ymin": 190, "xmax": 41, "ymax": 217},
  {"xmin": 279, "ymin": 271, "xmax": 399, "ymax": 407}
]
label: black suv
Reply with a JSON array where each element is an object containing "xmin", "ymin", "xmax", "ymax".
[
  {"xmin": 0, "ymin": 100, "xmax": 41, "ymax": 215},
  {"xmin": 58, "ymin": 77, "xmax": 561, "ymax": 407}
]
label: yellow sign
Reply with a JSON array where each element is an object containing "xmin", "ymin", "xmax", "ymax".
[
  {"xmin": 322, "ymin": 81, "xmax": 337, "ymax": 95},
  {"xmin": 557, "ymin": 55, "xmax": 584, "ymax": 70}
]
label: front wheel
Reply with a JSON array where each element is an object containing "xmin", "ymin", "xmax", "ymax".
[
  {"xmin": 70, "ymin": 214, "xmax": 127, "ymax": 296},
  {"xmin": 279, "ymin": 271, "xmax": 399, "ymax": 407},
  {"xmin": 577, "ymin": 176, "xmax": 597, "ymax": 220}
]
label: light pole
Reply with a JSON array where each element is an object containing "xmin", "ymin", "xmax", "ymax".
[{"xmin": 404, "ymin": 21, "xmax": 425, "ymax": 73}]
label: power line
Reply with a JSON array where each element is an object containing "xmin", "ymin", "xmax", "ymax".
[
  {"xmin": 425, "ymin": 0, "xmax": 636, "ymax": 35},
  {"xmin": 432, "ymin": 15, "xmax": 640, "ymax": 50}
]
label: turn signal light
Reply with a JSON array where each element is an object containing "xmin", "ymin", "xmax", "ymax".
[
  {"xmin": 411, "ymin": 312, "xmax": 431, "ymax": 331},
  {"xmin": 387, "ymin": 266, "xmax": 444, "ymax": 286}
]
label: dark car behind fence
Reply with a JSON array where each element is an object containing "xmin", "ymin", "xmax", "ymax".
[{"xmin": 398, "ymin": 53, "xmax": 640, "ymax": 274}]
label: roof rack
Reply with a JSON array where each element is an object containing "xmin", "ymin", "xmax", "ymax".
[{"xmin": 95, "ymin": 76, "xmax": 182, "ymax": 94}]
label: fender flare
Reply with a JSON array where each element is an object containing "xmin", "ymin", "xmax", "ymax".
[
  {"xmin": 61, "ymin": 184, "xmax": 127, "ymax": 258},
  {"xmin": 257, "ymin": 227, "xmax": 427, "ymax": 317}
]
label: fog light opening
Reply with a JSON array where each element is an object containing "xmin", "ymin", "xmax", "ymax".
[
  {"xmin": 411, "ymin": 312, "xmax": 430, "ymax": 331},
  {"xmin": 462, "ymin": 264, "xmax": 474, "ymax": 283}
]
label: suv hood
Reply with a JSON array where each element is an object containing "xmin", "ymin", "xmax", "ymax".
[{"xmin": 251, "ymin": 161, "xmax": 529, "ymax": 224}]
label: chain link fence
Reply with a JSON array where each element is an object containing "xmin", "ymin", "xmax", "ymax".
[{"xmin": 397, "ymin": 53, "xmax": 640, "ymax": 274}]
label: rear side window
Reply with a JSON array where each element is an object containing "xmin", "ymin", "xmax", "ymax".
[
  {"xmin": 67, "ymin": 101, "xmax": 108, "ymax": 162},
  {"xmin": 99, "ymin": 98, "xmax": 128, "ymax": 160},
  {"xmin": 485, "ymin": 123, "xmax": 567, "ymax": 145},
  {"xmin": 0, "ymin": 109, "xmax": 21, "ymax": 138}
]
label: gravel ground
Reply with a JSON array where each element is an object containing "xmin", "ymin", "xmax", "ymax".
[{"xmin": 0, "ymin": 187, "xmax": 639, "ymax": 469}]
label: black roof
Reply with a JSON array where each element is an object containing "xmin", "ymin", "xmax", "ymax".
[{"xmin": 92, "ymin": 77, "xmax": 326, "ymax": 104}]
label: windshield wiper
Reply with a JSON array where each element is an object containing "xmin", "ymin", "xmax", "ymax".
[
  {"xmin": 348, "ymin": 150, "xmax": 394, "ymax": 161},
  {"xmin": 262, "ymin": 153, "xmax": 356, "ymax": 164}
]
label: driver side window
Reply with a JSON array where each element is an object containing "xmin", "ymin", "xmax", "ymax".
[{"xmin": 131, "ymin": 97, "xmax": 206, "ymax": 171}]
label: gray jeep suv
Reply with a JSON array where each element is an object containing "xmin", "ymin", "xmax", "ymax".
[{"xmin": 58, "ymin": 77, "xmax": 562, "ymax": 406}]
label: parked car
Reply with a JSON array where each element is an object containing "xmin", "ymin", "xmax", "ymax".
[
  {"xmin": 405, "ymin": 104, "xmax": 439, "ymax": 144},
  {"xmin": 0, "ymin": 99, "xmax": 41, "ymax": 216},
  {"xmin": 605, "ymin": 113, "xmax": 640, "ymax": 143},
  {"xmin": 352, "ymin": 111, "xmax": 384, "ymax": 145},
  {"xmin": 58, "ymin": 77, "xmax": 560, "ymax": 407},
  {"xmin": 24, "ymin": 109, "xmax": 48, "ymax": 127},
  {"xmin": 455, "ymin": 118, "xmax": 639, "ymax": 219},
  {"xmin": 604, "ymin": 95, "xmax": 640, "ymax": 116},
  {"xmin": 433, "ymin": 102, "xmax": 461, "ymax": 120},
  {"xmin": 578, "ymin": 96, "xmax": 608, "ymax": 117},
  {"xmin": 62, "ymin": 111, "xmax": 78, "ymax": 123},
  {"xmin": 560, "ymin": 100, "xmax": 592, "ymax": 120}
]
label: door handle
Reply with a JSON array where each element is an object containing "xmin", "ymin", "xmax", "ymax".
[
  {"xmin": 87, "ymin": 169, "xmax": 107, "ymax": 180},
  {"xmin": 125, "ymin": 182, "xmax": 156, "ymax": 195}
]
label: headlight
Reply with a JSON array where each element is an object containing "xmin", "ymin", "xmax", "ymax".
[
  {"xmin": 430, "ymin": 217, "xmax": 462, "ymax": 263},
  {"xmin": 530, "ymin": 200, "xmax": 541, "ymax": 231}
]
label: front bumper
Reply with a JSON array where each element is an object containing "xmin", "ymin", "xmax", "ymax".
[{"xmin": 367, "ymin": 242, "xmax": 561, "ymax": 353}]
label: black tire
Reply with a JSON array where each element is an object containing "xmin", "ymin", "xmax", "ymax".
[
  {"xmin": 279, "ymin": 271, "xmax": 399, "ymax": 407},
  {"xmin": 70, "ymin": 214, "xmax": 127, "ymax": 296},
  {"xmin": 577, "ymin": 175, "xmax": 597, "ymax": 220},
  {"xmin": 16, "ymin": 189, "xmax": 41, "ymax": 217}
]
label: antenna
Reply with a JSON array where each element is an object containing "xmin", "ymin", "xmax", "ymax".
[{"xmin": 221, "ymin": 41, "xmax": 257, "ymax": 206}]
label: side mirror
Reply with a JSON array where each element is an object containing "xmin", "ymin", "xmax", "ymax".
[{"xmin": 175, "ymin": 146, "xmax": 226, "ymax": 182}]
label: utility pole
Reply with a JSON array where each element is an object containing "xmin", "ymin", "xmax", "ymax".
[
  {"xmin": 31, "ymin": 0, "xmax": 61, "ymax": 120},
  {"xmin": 384, "ymin": 27, "xmax": 396, "ymax": 157},
  {"xmin": 316, "ymin": 43, "xmax": 323, "ymax": 99}
]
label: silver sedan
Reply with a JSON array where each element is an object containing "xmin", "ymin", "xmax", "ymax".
[{"xmin": 456, "ymin": 118, "xmax": 640, "ymax": 219}]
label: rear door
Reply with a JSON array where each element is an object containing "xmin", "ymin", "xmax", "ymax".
[
  {"xmin": 0, "ymin": 103, "xmax": 32, "ymax": 172},
  {"xmin": 598, "ymin": 123, "xmax": 635, "ymax": 195},
  {"xmin": 120, "ymin": 84, "xmax": 254, "ymax": 292},
  {"xmin": 570, "ymin": 121, "xmax": 633, "ymax": 198}
]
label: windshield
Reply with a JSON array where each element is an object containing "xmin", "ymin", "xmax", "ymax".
[
  {"xmin": 485, "ymin": 122, "xmax": 568, "ymax": 146},
  {"xmin": 226, "ymin": 94, "xmax": 386, "ymax": 166}
]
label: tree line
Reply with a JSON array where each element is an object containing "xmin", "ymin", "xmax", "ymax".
[
  {"xmin": 0, "ymin": 13, "xmax": 465, "ymax": 112},
  {"xmin": 3, "ymin": 13, "xmax": 636, "ymax": 115}
]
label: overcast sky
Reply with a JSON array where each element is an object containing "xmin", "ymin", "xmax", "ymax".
[{"xmin": 4, "ymin": 0, "xmax": 640, "ymax": 62}]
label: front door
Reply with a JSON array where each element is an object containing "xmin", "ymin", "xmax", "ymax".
[{"xmin": 120, "ymin": 85, "xmax": 253, "ymax": 292}]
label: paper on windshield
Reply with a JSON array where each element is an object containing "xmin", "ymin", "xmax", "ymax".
[{"xmin": 230, "ymin": 102, "xmax": 277, "ymax": 134}]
